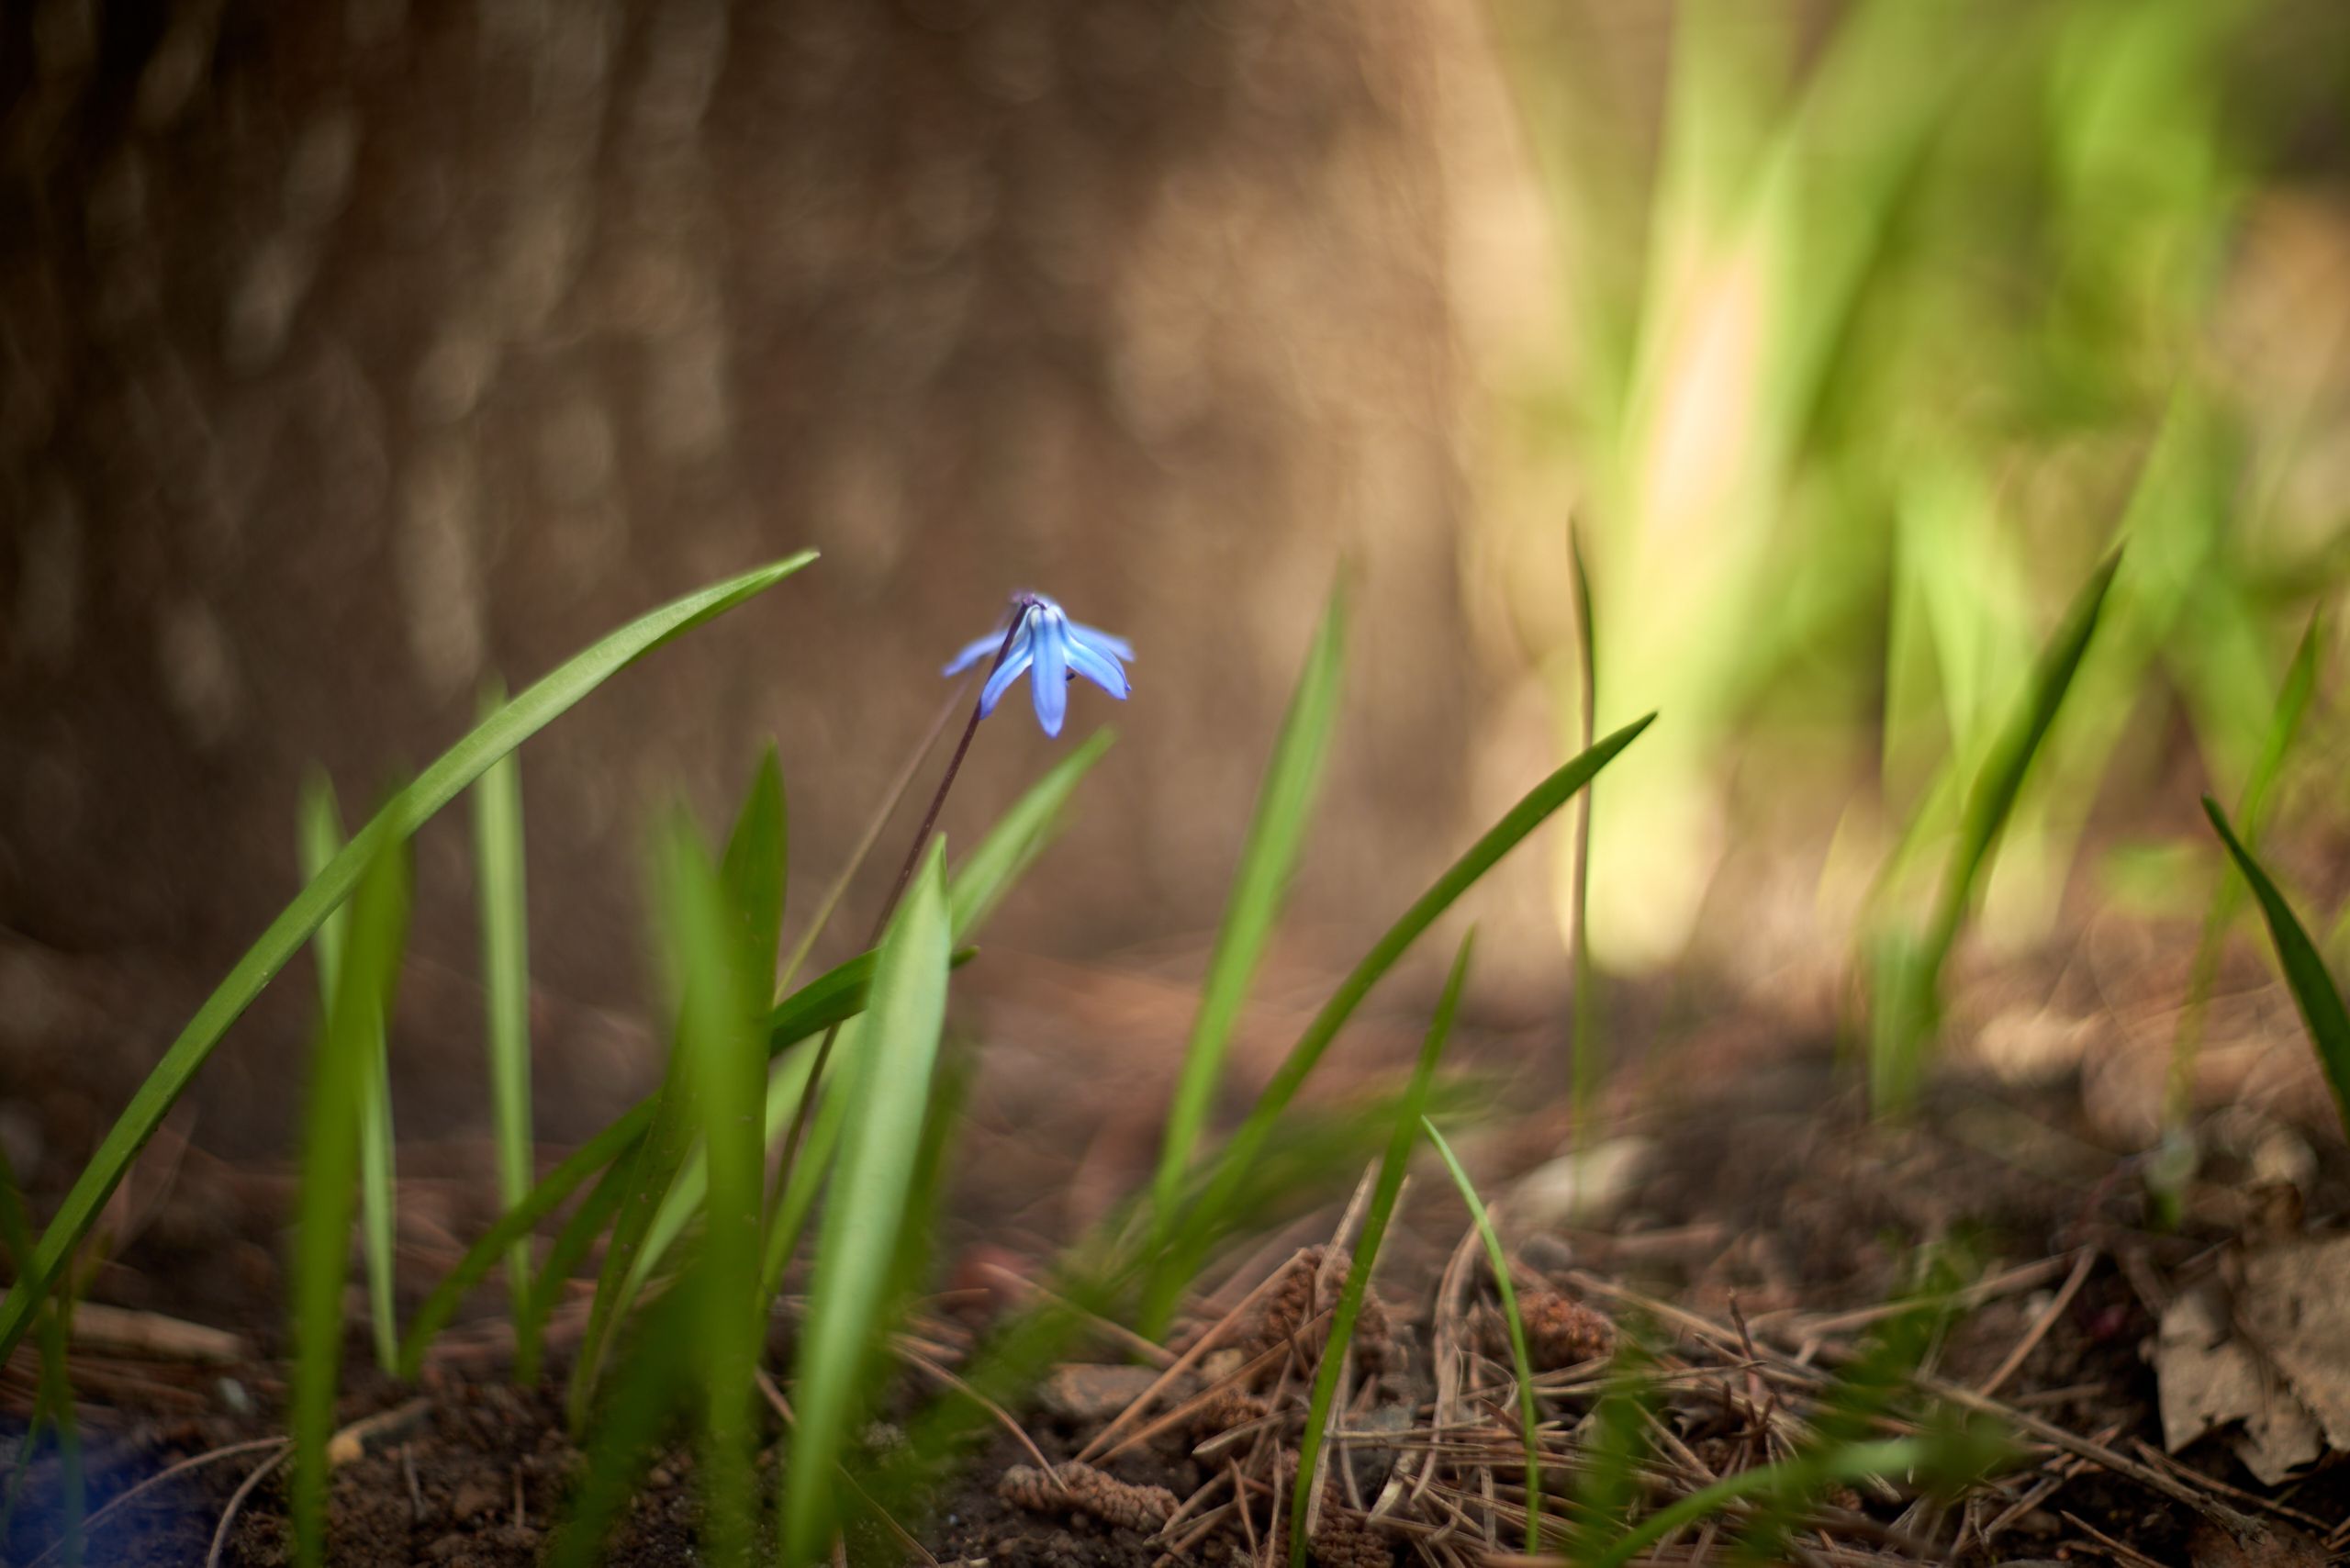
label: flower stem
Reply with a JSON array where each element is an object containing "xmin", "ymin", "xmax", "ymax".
[{"xmin": 764, "ymin": 605, "xmax": 1031, "ymax": 1274}]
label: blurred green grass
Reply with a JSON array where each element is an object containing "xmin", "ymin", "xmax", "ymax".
[{"xmin": 1482, "ymin": 0, "xmax": 2349, "ymax": 1002}]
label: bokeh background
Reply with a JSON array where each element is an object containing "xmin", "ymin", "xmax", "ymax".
[{"xmin": 6, "ymin": 0, "xmax": 2350, "ymax": 1166}]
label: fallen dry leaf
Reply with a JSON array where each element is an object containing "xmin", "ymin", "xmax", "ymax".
[{"xmin": 2154, "ymin": 1230, "xmax": 2350, "ymax": 1484}]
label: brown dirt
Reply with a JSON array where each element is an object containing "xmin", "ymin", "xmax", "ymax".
[{"xmin": 7, "ymin": 1029, "xmax": 2350, "ymax": 1567}]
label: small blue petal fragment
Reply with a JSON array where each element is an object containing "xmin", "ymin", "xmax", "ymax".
[
  {"xmin": 1031, "ymin": 608, "xmax": 1069, "ymax": 737},
  {"xmin": 979, "ymin": 625, "xmax": 1035, "ymax": 716},
  {"xmin": 1065, "ymin": 635, "xmax": 1130, "ymax": 700},
  {"xmin": 944, "ymin": 592, "xmax": 1130, "ymax": 736},
  {"xmin": 943, "ymin": 631, "xmax": 1006, "ymax": 677}
]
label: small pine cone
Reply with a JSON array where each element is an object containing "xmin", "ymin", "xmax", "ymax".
[
  {"xmin": 1309, "ymin": 1516, "xmax": 1393, "ymax": 1568},
  {"xmin": 998, "ymin": 1462, "xmax": 1179, "ymax": 1534},
  {"xmin": 1823, "ymin": 1484, "xmax": 1863, "ymax": 1513},
  {"xmin": 1190, "ymin": 1385, "xmax": 1272, "ymax": 1437},
  {"xmin": 1517, "ymin": 1287, "xmax": 1616, "ymax": 1370},
  {"xmin": 1254, "ymin": 1249, "xmax": 1393, "ymax": 1374}
]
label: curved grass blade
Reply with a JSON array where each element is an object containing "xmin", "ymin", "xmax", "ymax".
[
  {"xmin": 781, "ymin": 841, "xmax": 952, "ymax": 1567},
  {"xmin": 471, "ymin": 681, "xmax": 536, "ymax": 1330},
  {"xmin": 1145, "ymin": 714, "xmax": 1655, "ymax": 1331},
  {"xmin": 298, "ymin": 775, "xmax": 398, "ymax": 1372},
  {"xmin": 1871, "ymin": 551, "xmax": 2120, "ymax": 1112},
  {"xmin": 2204, "ymin": 799, "xmax": 2350, "ymax": 1139},
  {"xmin": 397, "ymin": 1104, "xmax": 650, "ymax": 1382},
  {"xmin": 1423, "ymin": 1117, "xmax": 1543, "ymax": 1552},
  {"xmin": 1290, "ymin": 931, "xmax": 1470, "ymax": 1567},
  {"xmin": 2168, "ymin": 614, "xmax": 2322, "ymax": 1125},
  {"xmin": 0, "ymin": 553, "xmax": 817, "ymax": 1362},
  {"xmin": 291, "ymin": 835, "xmax": 411, "ymax": 1567},
  {"xmin": 1153, "ymin": 584, "xmax": 1346, "ymax": 1238}
]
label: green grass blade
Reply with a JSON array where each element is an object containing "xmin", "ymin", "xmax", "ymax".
[
  {"xmin": 722, "ymin": 746, "xmax": 789, "ymax": 994},
  {"xmin": 781, "ymin": 840, "xmax": 953, "ymax": 1567},
  {"xmin": 0, "ymin": 552, "xmax": 816, "ymax": 1362},
  {"xmin": 1289, "ymin": 931, "xmax": 1470, "ymax": 1568},
  {"xmin": 2204, "ymin": 798, "xmax": 2350, "ymax": 1139},
  {"xmin": 290, "ymin": 835, "xmax": 412, "ymax": 1567},
  {"xmin": 1872, "ymin": 552, "xmax": 2121, "ymax": 1111},
  {"xmin": 1422, "ymin": 1118, "xmax": 1543, "ymax": 1552},
  {"xmin": 1583, "ymin": 1439, "xmax": 1930, "ymax": 1568},
  {"xmin": 298, "ymin": 775, "xmax": 398, "ymax": 1372},
  {"xmin": 2168, "ymin": 614, "xmax": 2322, "ymax": 1125},
  {"xmin": 1567, "ymin": 521, "xmax": 1601, "ymax": 1133},
  {"xmin": 547, "ymin": 1280, "xmax": 695, "ymax": 1568},
  {"xmin": 655, "ymin": 816, "xmax": 767, "ymax": 1568},
  {"xmin": 1154, "ymin": 586, "xmax": 1347, "ymax": 1235},
  {"xmin": 568, "ymin": 756, "xmax": 800, "ymax": 1421},
  {"xmin": 471, "ymin": 682, "xmax": 536, "ymax": 1329},
  {"xmin": 399, "ymin": 943, "xmax": 965, "ymax": 1380},
  {"xmin": 518, "ymin": 1153, "xmax": 632, "ymax": 1382},
  {"xmin": 1144, "ymin": 714, "xmax": 1655, "ymax": 1331},
  {"xmin": 397, "ymin": 1105, "xmax": 650, "ymax": 1381},
  {"xmin": 948, "ymin": 729, "xmax": 1114, "ymax": 941}
]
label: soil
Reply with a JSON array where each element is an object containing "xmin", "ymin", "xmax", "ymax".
[{"xmin": 6, "ymin": 1006, "xmax": 2350, "ymax": 1567}]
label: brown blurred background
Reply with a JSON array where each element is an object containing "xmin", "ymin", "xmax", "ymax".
[{"xmin": 2, "ymin": 0, "xmax": 1562, "ymax": 1159}]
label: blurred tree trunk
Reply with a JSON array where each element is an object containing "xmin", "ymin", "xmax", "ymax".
[{"xmin": 0, "ymin": 0, "xmax": 1484, "ymax": 1148}]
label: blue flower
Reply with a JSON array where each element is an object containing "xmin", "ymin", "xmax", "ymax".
[{"xmin": 943, "ymin": 593, "xmax": 1132, "ymax": 737}]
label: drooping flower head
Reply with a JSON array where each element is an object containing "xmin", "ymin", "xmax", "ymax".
[{"xmin": 943, "ymin": 592, "xmax": 1132, "ymax": 737}]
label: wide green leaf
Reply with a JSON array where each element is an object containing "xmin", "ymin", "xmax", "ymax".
[
  {"xmin": 0, "ymin": 553, "xmax": 816, "ymax": 1361},
  {"xmin": 781, "ymin": 841, "xmax": 952, "ymax": 1566}
]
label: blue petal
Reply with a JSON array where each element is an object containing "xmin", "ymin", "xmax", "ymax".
[
  {"xmin": 943, "ymin": 628, "xmax": 1009, "ymax": 678},
  {"xmin": 1031, "ymin": 610, "xmax": 1069, "ymax": 736},
  {"xmin": 1071, "ymin": 622, "xmax": 1134, "ymax": 662},
  {"xmin": 1065, "ymin": 636, "xmax": 1129, "ymax": 700},
  {"xmin": 979, "ymin": 625, "xmax": 1036, "ymax": 716}
]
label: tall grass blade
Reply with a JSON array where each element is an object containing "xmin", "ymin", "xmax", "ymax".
[
  {"xmin": 2204, "ymin": 799, "xmax": 2350, "ymax": 1139},
  {"xmin": 470, "ymin": 682, "xmax": 536, "ymax": 1332},
  {"xmin": 1154, "ymin": 586, "xmax": 1347, "ymax": 1236},
  {"xmin": 0, "ymin": 553, "xmax": 817, "ymax": 1361},
  {"xmin": 1567, "ymin": 521, "xmax": 1603, "ymax": 1156},
  {"xmin": 1145, "ymin": 714, "xmax": 1655, "ymax": 1331},
  {"xmin": 2168, "ymin": 614, "xmax": 2322, "ymax": 1124},
  {"xmin": 547, "ymin": 1280, "xmax": 697, "ymax": 1568},
  {"xmin": 567, "ymin": 754, "xmax": 798, "ymax": 1419},
  {"xmin": 401, "ymin": 944, "xmax": 966, "ymax": 1378},
  {"xmin": 1422, "ymin": 1118, "xmax": 1543, "ymax": 1552},
  {"xmin": 722, "ymin": 747, "xmax": 789, "ymax": 991},
  {"xmin": 781, "ymin": 841, "xmax": 953, "ymax": 1567},
  {"xmin": 1289, "ymin": 931, "xmax": 1470, "ymax": 1567},
  {"xmin": 1871, "ymin": 552, "xmax": 2121, "ymax": 1110},
  {"xmin": 655, "ymin": 816, "xmax": 768, "ymax": 1568},
  {"xmin": 298, "ymin": 775, "xmax": 399, "ymax": 1372},
  {"xmin": 290, "ymin": 835, "xmax": 411, "ymax": 1567}
]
